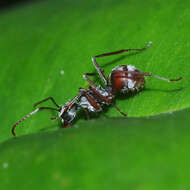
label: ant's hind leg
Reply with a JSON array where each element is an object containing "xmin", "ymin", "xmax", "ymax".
[
  {"xmin": 112, "ymin": 103, "xmax": 128, "ymax": 117},
  {"xmin": 91, "ymin": 42, "xmax": 152, "ymax": 86},
  {"xmin": 94, "ymin": 41, "xmax": 152, "ymax": 58}
]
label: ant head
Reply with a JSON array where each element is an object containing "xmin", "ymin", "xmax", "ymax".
[
  {"xmin": 109, "ymin": 65, "xmax": 145, "ymax": 94},
  {"xmin": 59, "ymin": 103, "xmax": 78, "ymax": 127}
]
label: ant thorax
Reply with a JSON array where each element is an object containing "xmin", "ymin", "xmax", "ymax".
[
  {"xmin": 109, "ymin": 65, "xmax": 145, "ymax": 93},
  {"xmin": 78, "ymin": 96, "xmax": 98, "ymax": 112},
  {"xmin": 59, "ymin": 85, "xmax": 112, "ymax": 126},
  {"xmin": 78, "ymin": 85, "xmax": 111, "ymax": 112}
]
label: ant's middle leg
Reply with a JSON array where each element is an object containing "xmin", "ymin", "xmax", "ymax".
[
  {"xmin": 91, "ymin": 57, "xmax": 108, "ymax": 86},
  {"xmin": 79, "ymin": 88, "xmax": 102, "ymax": 111},
  {"xmin": 88, "ymin": 87, "xmax": 127, "ymax": 116},
  {"xmin": 83, "ymin": 73, "xmax": 98, "ymax": 88}
]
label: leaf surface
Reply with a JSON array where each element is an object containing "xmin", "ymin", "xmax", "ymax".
[
  {"xmin": 0, "ymin": 108, "xmax": 190, "ymax": 189},
  {"xmin": 0, "ymin": 1, "xmax": 190, "ymax": 188}
]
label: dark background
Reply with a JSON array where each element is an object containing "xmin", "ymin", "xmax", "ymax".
[{"xmin": 0, "ymin": 0, "xmax": 33, "ymax": 9}]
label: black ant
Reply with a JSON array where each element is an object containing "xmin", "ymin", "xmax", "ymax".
[{"xmin": 12, "ymin": 42, "xmax": 183, "ymax": 136}]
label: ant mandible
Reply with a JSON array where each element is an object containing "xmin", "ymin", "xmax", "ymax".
[{"xmin": 12, "ymin": 42, "xmax": 183, "ymax": 136}]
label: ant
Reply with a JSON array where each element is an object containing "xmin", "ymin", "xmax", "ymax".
[{"xmin": 12, "ymin": 41, "xmax": 183, "ymax": 136}]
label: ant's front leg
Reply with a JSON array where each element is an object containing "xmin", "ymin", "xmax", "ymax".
[
  {"xmin": 33, "ymin": 97, "xmax": 60, "ymax": 108},
  {"xmin": 12, "ymin": 106, "xmax": 60, "ymax": 136}
]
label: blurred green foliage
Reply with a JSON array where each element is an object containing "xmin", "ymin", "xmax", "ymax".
[{"xmin": 0, "ymin": 108, "xmax": 190, "ymax": 189}]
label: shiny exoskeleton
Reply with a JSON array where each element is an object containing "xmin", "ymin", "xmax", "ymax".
[{"xmin": 12, "ymin": 42, "xmax": 183, "ymax": 136}]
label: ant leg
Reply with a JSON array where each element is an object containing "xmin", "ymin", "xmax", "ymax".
[
  {"xmin": 50, "ymin": 116, "xmax": 58, "ymax": 120},
  {"xmin": 79, "ymin": 88, "xmax": 101, "ymax": 111},
  {"xmin": 83, "ymin": 108, "xmax": 90, "ymax": 120},
  {"xmin": 111, "ymin": 103, "xmax": 128, "ymax": 117},
  {"xmin": 143, "ymin": 73, "xmax": 183, "ymax": 82},
  {"xmin": 33, "ymin": 97, "xmax": 60, "ymax": 108},
  {"xmin": 83, "ymin": 74, "xmax": 113, "ymax": 104},
  {"xmin": 38, "ymin": 107, "xmax": 59, "ymax": 111},
  {"xmin": 91, "ymin": 57, "xmax": 108, "ymax": 86},
  {"xmin": 89, "ymin": 86, "xmax": 127, "ymax": 117},
  {"xmin": 12, "ymin": 107, "xmax": 59, "ymax": 136},
  {"xmin": 80, "ymin": 88, "xmax": 126, "ymax": 117},
  {"xmin": 67, "ymin": 93, "xmax": 83, "ymax": 109},
  {"xmin": 83, "ymin": 73, "xmax": 98, "ymax": 88},
  {"xmin": 94, "ymin": 41, "xmax": 152, "ymax": 58},
  {"xmin": 112, "ymin": 70, "xmax": 183, "ymax": 82},
  {"xmin": 92, "ymin": 42, "xmax": 152, "ymax": 85},
  {"xmin": 89, "ymin": 86, "xmax": 111, "ymax": 104},
  {"xmin": 58, "ymin": 92, "xmax": 83, "ymax": 120}
]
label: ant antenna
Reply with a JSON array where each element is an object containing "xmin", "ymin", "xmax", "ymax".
[
  {"xmin": 12, "ymin": 107, "xmax": 59, "ymax": 136},
  {"xmin": 143, "ymin": 73, "xmax": 183, "ymax": 82}
]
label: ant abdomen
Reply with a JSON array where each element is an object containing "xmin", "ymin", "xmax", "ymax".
[{"xmin": 109, "ymin": 65, "xmax": 145, "ymax": 93}]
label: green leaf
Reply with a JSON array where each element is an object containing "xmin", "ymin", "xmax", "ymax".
[
  {"xmin": 1, "ymin": 0, "xmax": 189, "ymax": 140},
  {"xmin": 0, "ymin": 1, "xmax": 190, "ymax": 188},
  {"xmin": 0, "ymin": 108, "xmax": 190, "ymax": 189}
]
